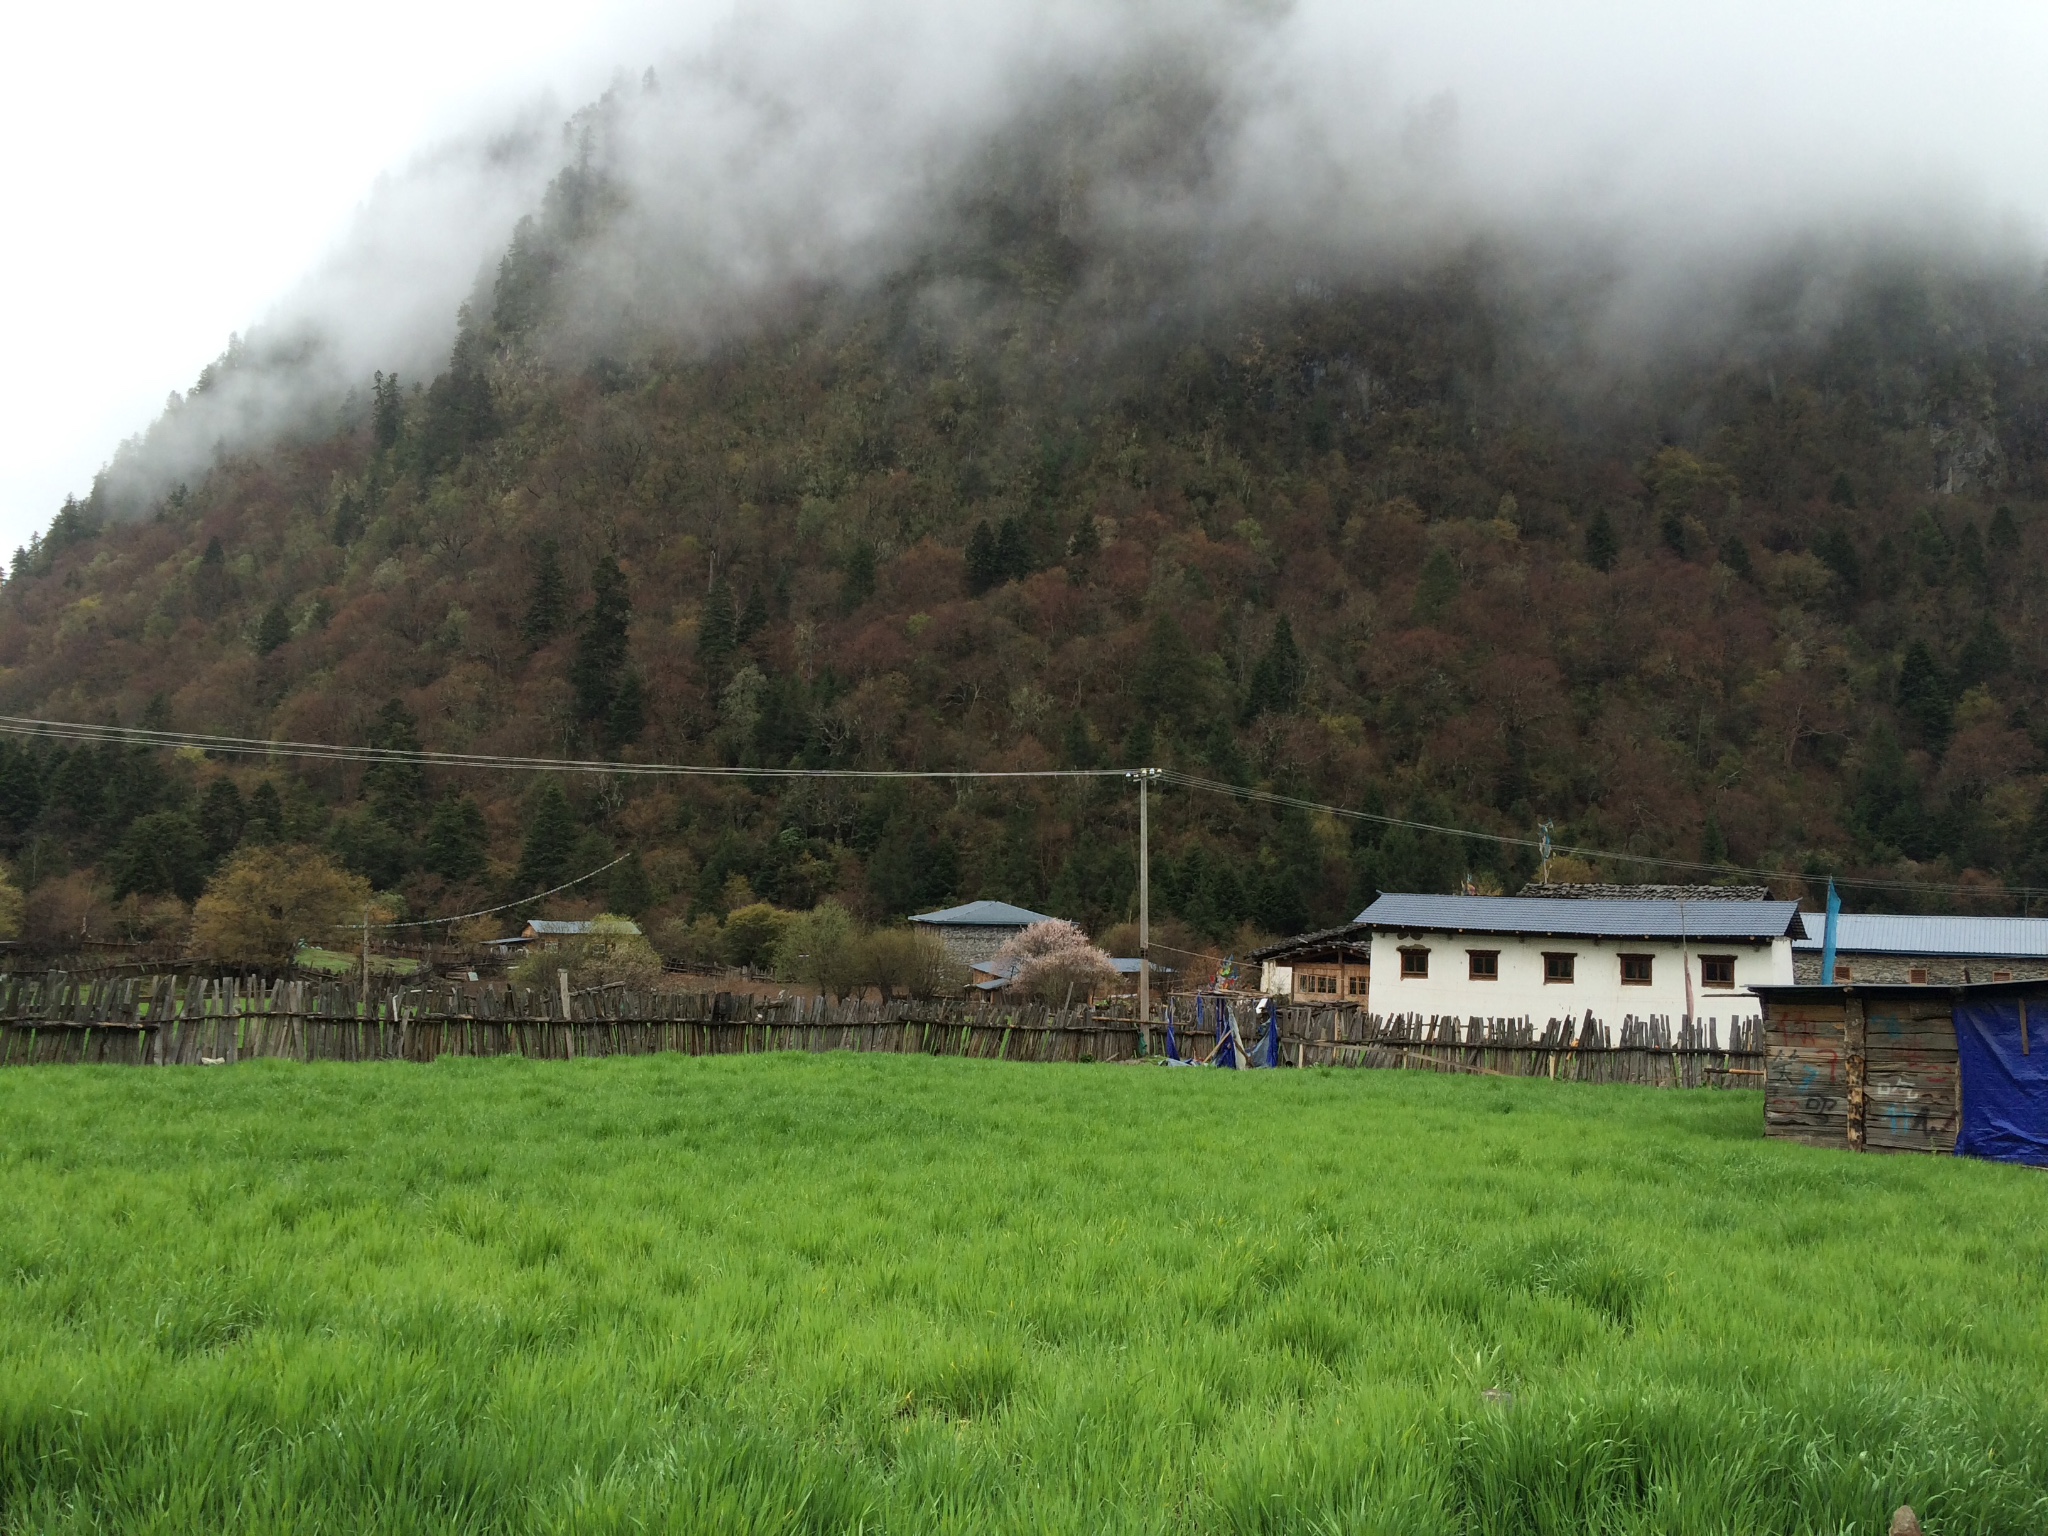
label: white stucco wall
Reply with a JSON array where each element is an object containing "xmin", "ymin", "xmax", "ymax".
[{"xmin": 1367, "ymin": 930, "xmax": 1791, "ymax": 1024}]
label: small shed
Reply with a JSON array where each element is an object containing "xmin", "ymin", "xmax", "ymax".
[
  {"xmin": 521, "ymin": 918, "xmax": 641, "ymax": 951},
  {"xmin": 1248, "ymin": 923, "xmax": 1371, "ymax": 1002},
  {"xmin": 1754, "ymin": 981, "xmax": 2048, "ymax": 1164},
  {"xmin": 908, "ymin": 900, "xmax": 1057, "ymax": 965}
]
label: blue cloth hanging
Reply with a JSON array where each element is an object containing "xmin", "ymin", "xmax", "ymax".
[
  {"xmin": 1264, "ymin": 997, "xmax": 1281, "ymax": 1067},
  {"xmin": 1211, "ymin": 994, "xmax": 1237, "ymax": 1069},
  {"xmin": 1954, "ymin": 995, "xmax": 2048, "ymax": 1167}
]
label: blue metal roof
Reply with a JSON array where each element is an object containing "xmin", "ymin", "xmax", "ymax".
[
  {"xmin": 526, "ymin": 918, "xmax": 641, "ymax": 936},
  {"xmin": 1791, "ymin": 913, "xmax": 2048, "ymax": 958},
  {"xmin": 1357, "ymin": 893, "xmax": 1807, "ymax": 941},
  {"xmin": 909, "ymin": 900, "xmax": 1056, "ymax": 927}
]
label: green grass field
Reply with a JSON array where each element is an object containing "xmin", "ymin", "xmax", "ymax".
[{"xmin": 2, "ymin": 1056, "xmax": 2044, "ymax": 1535}]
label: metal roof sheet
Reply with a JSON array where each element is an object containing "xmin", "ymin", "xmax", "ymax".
[
  {"xmin": 1356, "ymin": 892, "xmax": 1808, "ymax": 941},
  {"xmin": 1790, "ymin": 913, "xmax": 2048, "ymax": 958},
  {"xmin": 525, "ymin": 918, "xmax": 642, "ymax": 936},
  {"xmin": 909, "ymin": 900, "xmax": 1057, "ymax": 927}
]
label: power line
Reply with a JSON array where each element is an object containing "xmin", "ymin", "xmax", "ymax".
[
  {"xmin": 0, "ymin": 712, "xmax": 2027, "ymax": 905},
  {"xmin": 1160, "ymin": 771, "xmax": 2048, "ymax": 902},
  {"xmin": 359, "ymin": 855, "xmax": 629, "ymax": 932}
]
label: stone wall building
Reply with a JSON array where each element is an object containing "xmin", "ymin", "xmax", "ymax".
[
  {"xmin": 1791, "ymin": 914, "xmax": 2048, "ymax": 985},
  {"xmin": 908, "ymin": 900, "xmax": 1057, "ymax": 965}
]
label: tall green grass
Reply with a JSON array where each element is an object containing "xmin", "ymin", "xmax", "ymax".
[{"xmin": 1, "ymin": 1055, "xmax": 2042, "ymax": 1533}]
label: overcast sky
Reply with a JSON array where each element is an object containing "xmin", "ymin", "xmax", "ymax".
[{"xmin": 8, "ymin": 0, "xmax": 2048, "ymax": 558}]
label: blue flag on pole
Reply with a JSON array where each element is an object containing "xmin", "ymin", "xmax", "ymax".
[{"xmin": 1821, "ymin": 879, "xmax": 1841, "ymax": 986}]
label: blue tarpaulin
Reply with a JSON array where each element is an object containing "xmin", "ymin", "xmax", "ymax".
[{"xmin": 1953, "ymin": 996, "xmax": 2048, "ymax": 1168}]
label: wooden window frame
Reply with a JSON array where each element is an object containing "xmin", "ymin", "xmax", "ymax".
[
  {"xmin": 1542, "ymin": 951, "xmax": 1576, "ymax": 984},
  {"xmin": 1347, "ymin": 974, "xmax": 1368, "ymax": 996},
  {"xmin": 1620, "ymin": 953, "xmax": 1653, "ymax": 986},
  {"xmin": 1467, "ymin": 949, "xmax": 1499, "ymax": 981},
  {"xmin": 1994, "ymin": 969, "xmax": 2013, "ymax": 983},
  {"xmin": 1399, "ymin": 947, "xmax": 1430, "ymax": 979},
  {"xmin": 1908, "ymin": 967, "xmax": 1929, "ymax": 985},
  {"xmin": 1700, "ymin": 954, "xmax": 1736, "ymax": 989}
]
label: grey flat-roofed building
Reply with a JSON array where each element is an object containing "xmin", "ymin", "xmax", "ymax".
[
  {"xmin": 908, "ymin": 899, "xmax": 1058, "ymax": 964},
  {"xmin": 1792, "ymin": 913, "xmax": 2048, "ymax": 985}
]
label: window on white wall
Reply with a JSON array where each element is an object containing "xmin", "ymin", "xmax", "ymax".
[
  {"xmin": 1701, "ymin": 955, "xmax": 1735, "ymax": 988},
  {"xmin": 1468, "ymin": 950, "xmax": 1498, "ymax": 980},
  {"xmin": 1543, "ymin": 952, "xmax": 1576, "ymax": 984},
  {"xmin": 1400, "ymin": 948, "xmax": 1429, "ymax": 979},
  {"xmin": 1620, "ymin": 954, "xmax": 1652, "ymax": 985}
]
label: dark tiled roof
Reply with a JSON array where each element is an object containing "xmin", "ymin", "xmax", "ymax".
[
  {"xmin": 1356, "ymin": 893, "xmax": 1808, "ymax": 941},
  {"xmin": 909, "ymin": 900, "xmax": 1057, "ymax": 927}
]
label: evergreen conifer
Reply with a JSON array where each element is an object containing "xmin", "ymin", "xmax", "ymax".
[
  {"xmin": 965, "ymin": 521, "xmax": 999, "ymax": 594},
  {"xmin": 522, "ymin": 539, "xmax": 569, "ymax": 648},
  {"xmin": 254, "ymin": 600, "xmax": 292, "ymax": 656},
  {"xmin": 197, "ymin": 779, "xmax": 245, "ymax": 864},
  {"xmin": 1584, "ymin": 509, "xmax": 1618, "ymax": 571},
  {"xmin": 572, "ymin": 556, "xmax": 634, "ymax": 729},
  {"xmin": 424, "ymin": 793, "xmax": 489, "ymax": 882},
  {"xmin": 1897, "ymin": 640, "xmax": 1954, "ymax": 750},
  {"xmin": 514, "ymin": 783, "xmax": 579, "ymax": 895}
]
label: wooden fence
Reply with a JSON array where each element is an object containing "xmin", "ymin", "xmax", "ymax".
[
  {"xmin": 1202, "ymin": 1003, "xmax": 1763, "ymax": 1088},
  {"xmin": 0, "ymin": 974, "xmax": 1764, "ymax": 1087}
]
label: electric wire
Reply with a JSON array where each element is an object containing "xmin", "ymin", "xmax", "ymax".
[
  {"xmin": 1157, "ymin": 771, "xmax": 2048, "ymax": 901},
  {"xmin": 357, "ymin": 855, "xmax": 629, "ymax": 932},
  {"xmin": 0, "ymin": 711, "xmax": 2030, "ymax": 905},
  {"xmin": 0, "ymin": 715, "xmax": 1123, "ymax": 780}
]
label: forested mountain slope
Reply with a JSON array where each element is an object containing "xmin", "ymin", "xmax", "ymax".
[{"xmin": 9, "ymin": 114, "xmax": 2048, "ymax": 951}]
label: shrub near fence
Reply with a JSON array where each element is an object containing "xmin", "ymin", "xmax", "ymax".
[{"xmin": 0, "ymin": 975, "xmax": 1765, "ymax": 1087}]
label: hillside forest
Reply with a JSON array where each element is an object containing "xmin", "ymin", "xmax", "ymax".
[{"xmin": 9, "ymin": 117, "xmax": 2048, "ymax": 961}]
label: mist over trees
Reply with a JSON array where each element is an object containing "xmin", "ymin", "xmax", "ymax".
[{"xmin": 7, "ymin": 46, "xmax": 2048, "ymax": 952}]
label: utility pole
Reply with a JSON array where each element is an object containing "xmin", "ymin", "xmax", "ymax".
[{"xmin": 1132, "ymin": 768, "xmax": 1159, "ymax": 1051}]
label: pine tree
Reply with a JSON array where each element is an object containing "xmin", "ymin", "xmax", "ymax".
[
  {"xmin": 965, "ymin": 521, "xmax": 999, "ymax": 595},
  {"xmin": 1814, "ymin": 526, "xmax": 1861, "ymax": 593},
  {"xmin": 372, "ymin": 371, "xmax": 403, "ymax": 452},
  {"xmin": 1702, "ymin": 813, "xmax": 1728, "ymax": 865},
  {"xmin": 604, "ymin": 667, "xmax": 646, "ymax": 750},
  {"xmin": 0, "ymin": 746, "xmax": 43, "ymax": 835},
  {"xmin": 1245, "ymin": 614, "xmax": 1306, "ymax": 719},
  {"xmin": 514, "ymin": 782, "xmax": 579, "ymax": 895},
  {"xmin": 1828, "ymin": 470, "xmax": 1857, "ymax": 508},
  {"xmin": 1414, "ymin": 545, "xmax": 1460, "ymax": 621},
  {"xmin": 1584, "ymin": 509, "xmax": 1618, "ymax": 572},
  {"xmin": 522, "ymin": 539, "xmax": 569, "ymax": 648},
  {"xmin": 424, "ymin": 793, "xmax": 488, "ymax": 882},
  {"xmin": 1719, "ymin": 535, "xmax": 1754, "ymax": 580},
  {"xmin": 1659, "ymin": 509, "xmax": 1688, "ymax": 559},
  {"xmin": 736, "ymin": 584, "xmax": 769, "ymax": 645},
  {"xmin": 245, "ymin": 781, "xmax": 285, "ymax": 845},
  {"xmin": 1062, "ymin": 710, "xmax": 1098, "ymax": 769},
  {"xmin": 254, "ymin": 600, "xmax": 292, "ymax": 655},
  {"xmin": 362, "ymin": 700, "xmax": 427, "ymax": 829},
  {"xmin": 696, "ymin": 576, "xmax": 736, "ymax": 671},
  {"xmin": 994, "ymin": 516, "xmax": 1030, "ymax": 583},
  {"xmin": 197, "ymin": 778, "xmax": 245, "ymax": 863},
  {"xmin": 572, "ymin": 555, "xmax": 633, "ymax": 728},
  {"xmin": 1989, "ymin": 504, "xmax": 2021, "ymax": 554},
  {"xmin": 1956, "ymin": 612, "xmax": 2012, "ymax": 690},
  {"xmin": 840, "ymin": 542, "xmax": 877, "ymax": 611},
  {"xmin": 1897, "ymin": 640, "xmax": 1954, "ymax": 750},
  {"xmin": 1956, "ymin": 522, "xmax": 1990, "ymax": 594},
  {"xmin": 607, "ymin": 851, "xmax": 653, "ymax": 916}
]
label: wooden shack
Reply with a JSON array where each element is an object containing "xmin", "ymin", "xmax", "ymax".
[{"xmin": 1753, "ymin": 983, "xmax": 1971, "ymax": 1154}]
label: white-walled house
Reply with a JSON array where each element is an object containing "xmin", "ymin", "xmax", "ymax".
[{"xmin": 1358, "ymin": 892, "xmax": 1806, "ymax": 1026}]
